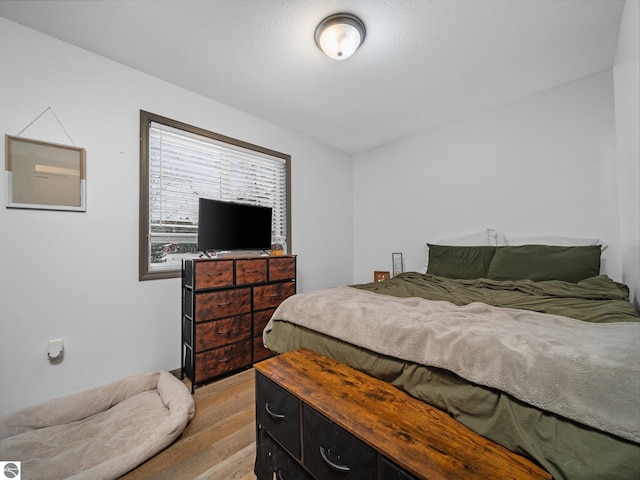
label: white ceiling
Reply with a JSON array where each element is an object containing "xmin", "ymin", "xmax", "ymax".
[{"xmin": 0, "ymin": 0, "xmax": 625, "ymax": 154}]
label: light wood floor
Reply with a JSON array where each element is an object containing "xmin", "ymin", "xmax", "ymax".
[{"xmin": 119, "ymin": 369, "xmax": 257, "ymax": 480}]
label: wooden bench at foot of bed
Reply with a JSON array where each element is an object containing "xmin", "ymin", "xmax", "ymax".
[{"xmin": 254, "ymin": 348, "xmax": 552, "ymax": 480}]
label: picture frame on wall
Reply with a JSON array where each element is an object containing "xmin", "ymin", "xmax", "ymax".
[
  {"xmin": 392, "ymin": 252, "xmax": 404, "ymax": 277},
  {"xmin": 5, "ymin": 135, "xmax": 86, "ymax": 211}
]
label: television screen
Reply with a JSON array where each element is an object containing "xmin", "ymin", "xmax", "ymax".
[{"xmin": 197, "ymin": 198, "xmax": 272, "ymax": 252}]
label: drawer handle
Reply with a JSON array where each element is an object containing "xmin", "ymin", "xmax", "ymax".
[
  {"xmin": 269, "ymin": 294, "xmax": 281, "ymax": 298},
  {"xmin": 218, "ymin": 357, "xmax": 231, "ymax": 363},
  {"xmin": 276, "ymin": 267, "xmax": 288, "ymax": 271},
  {"xmin": 217, "ymin": 329, "xmax": 231, "ymax": 335},
  {"xmin": 217, "ymin": 302, "xmax": 232, "ymax": 307},
  {"xmin": 319, "ymin": 446, "xmax": 350, "ymax": 473},
  {"xmin": 265, "ymin": 403, "xmax": 285, "ymax": 421},
  {"xmin": 206, "ymin": 272, "xmax": 224, "ymax": 277},
  {"xmin": 244, "ymin": 269, "xmax": 259, "ymax": 273}
]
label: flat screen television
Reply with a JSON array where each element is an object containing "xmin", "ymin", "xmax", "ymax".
[{"xmin": 197, "ymin": 197, "xmax": 272, "ymax": 253}]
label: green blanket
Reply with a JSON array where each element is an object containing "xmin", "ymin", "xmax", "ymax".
[{"xmin": 353, "ymin": 273, "xmax": 639, "ymax": 323}]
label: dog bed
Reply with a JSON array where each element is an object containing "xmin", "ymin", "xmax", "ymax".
[{"xmin": 0, "ymin": 371, "xmax": 194, "ymax": 480}]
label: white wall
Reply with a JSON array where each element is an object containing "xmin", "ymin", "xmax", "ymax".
[
  {"xmin": 0, "ymin": 19, "xmax": 353, "ymax": 416},
  {"xmin": 352, "ymin": 71, "xmax": 624, "ymax": 288},
  {"xmin": 1, "ymin": 8, "xmax": 637, "ymax": 417},
  {"xmin": 613, "ymin": 0, "xmax": 640, "ymax": 309}
]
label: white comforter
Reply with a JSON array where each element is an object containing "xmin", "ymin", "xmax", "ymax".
[{"xmin": 265, "ymin": 286, "xmax": 640, "ymax": 443}]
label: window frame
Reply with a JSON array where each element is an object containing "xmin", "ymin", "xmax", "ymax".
[{"xmin": 139, "ymin": 110, "xmax": 291, "ymax": 281}]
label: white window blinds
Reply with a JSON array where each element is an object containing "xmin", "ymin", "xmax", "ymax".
[{"xmin": 148, "ymin": 121, "xmax": 288, "ymax": 271}]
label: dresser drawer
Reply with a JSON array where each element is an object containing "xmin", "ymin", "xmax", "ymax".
[
  {"xmin": 256, "ymin": 428, "xmax": 313, "ymax": 480},
  {"xmin": 253, "ymin": 336, "xmax": 274, "ymax": 363},
  {"xmin": 192, "ymin": 259, "xmax": 234, "ymax": 289},
  {"xmin": 194, "ymin": 287, "xmax": 251, "ymax": 322},
  {"xmin": 256, "ymin": 372, "xmax": 301, "ymax": 459},
  {"xmin": 236, "ymin": 258, "xmax": 268, "ymax": 284},
  {"xmin": 195, "ymin": 314, "xmax": 251, "ymax": 352},
  {"xmin": 382, "ymin": 459, "xmax": 418, "ymax": 480},
  {"xmin": 302, "ymin": 404, "xmax": 376, "ymax": 480},
  {"xmin": 253, "ymin": 308, "xmax": 275, "ymax": 336},
  {"xmin": 195, "ymin": 340, "xmax": 251, "ymax": 380},
  {"xmin": 254, "ymin": 282, "xmax": 296, "ymax": 311},
  {"xmin": 255, "ymin": 427, "xmax": 278, "ymax": 480},
  {"xmin": 269, "ymin": 257, "xmax": 296, "ymax": 281}
]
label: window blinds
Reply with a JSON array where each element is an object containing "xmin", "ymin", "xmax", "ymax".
[{"xmin": 148, "ymin": 122, "xmax": 287, "ymax": 268}]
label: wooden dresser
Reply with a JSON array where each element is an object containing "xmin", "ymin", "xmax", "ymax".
[
  {"xmin": 181, "ymin": 255, "xmax": 296, "ymax": 392},
  {"xmin": 255, "ymin": 348, "xmax": 552, "ymax": 480}
]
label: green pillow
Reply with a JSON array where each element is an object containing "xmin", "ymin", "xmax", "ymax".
[
  {"xmin": 426, "ymin": 245, "xmax": 496, "ymax": 279},
  {"xmin": 487, "ymin": 245, "xmax": 601, "ymax": 283}
]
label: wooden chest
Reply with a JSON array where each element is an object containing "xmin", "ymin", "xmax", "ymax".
[{"xmin": 254, "ymin": 348, "xmax": 552, "ymax": 480}]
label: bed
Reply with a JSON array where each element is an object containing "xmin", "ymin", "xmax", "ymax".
[{"xmin": 263, "ymin": 242, "xmax": 640, "ymax": 480}]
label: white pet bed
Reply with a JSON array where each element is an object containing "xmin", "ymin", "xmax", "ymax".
[{"xmin": 0, "ymin": 371, "xmax": 194, "ymax": 480}]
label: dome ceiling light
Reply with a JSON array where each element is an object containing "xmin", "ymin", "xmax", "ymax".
[{"xmin": 315, "ymin": 13, "xmax": 366, "ymax": 60}]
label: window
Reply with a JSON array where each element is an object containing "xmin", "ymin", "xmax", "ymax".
[{"xmin": 139, "ymin": 111, "xmax": 291, "ymax": 280}]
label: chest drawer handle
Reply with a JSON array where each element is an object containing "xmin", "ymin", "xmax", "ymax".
[
  {"xmin": 265, "ymin": 403, "xmax": 285, "ymax": 421},
  {"xmin": 206, "ymin": 272, "xmax": 224, "ymax": 277},
  {"xmin": 319, "ymin": 446, "xmax": 350, "ymax": 473},
  {"xmin": 217, "ymin": 302, "xmax": 232, "ymax": 307}
]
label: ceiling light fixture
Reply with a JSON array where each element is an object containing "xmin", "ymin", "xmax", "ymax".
[{"xmin": 315, "ymin": 13, "xmax": 366, "ymax": 60}]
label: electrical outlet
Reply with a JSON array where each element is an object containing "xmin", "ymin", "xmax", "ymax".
[{"xmin": 47, "ymin": 338, "xmax": 64, "ymax": 360}]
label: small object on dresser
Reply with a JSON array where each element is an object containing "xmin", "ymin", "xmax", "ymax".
[{"xmin": 270, "ymin": 235, "xmax": 286, "ymax": 256}]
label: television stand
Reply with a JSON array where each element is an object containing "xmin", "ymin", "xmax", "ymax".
[{"xmin": 181, "ymin": 255, "xmax": 297, "ymax": 392}]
